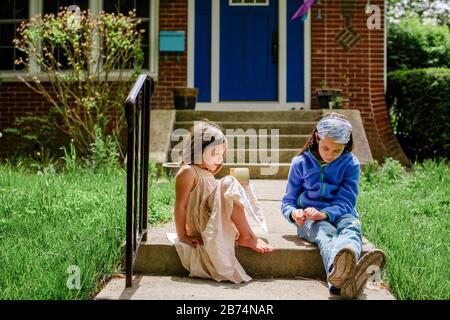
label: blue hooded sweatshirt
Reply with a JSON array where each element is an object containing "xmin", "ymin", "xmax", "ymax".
[{"xmin": 281, "ymin": 149, "xmax": 360, "ymax": 224}]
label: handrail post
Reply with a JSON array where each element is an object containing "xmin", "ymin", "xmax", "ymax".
[{"xmin": 124, "ymin": 74, "xmax": 153, "ymax": 287}]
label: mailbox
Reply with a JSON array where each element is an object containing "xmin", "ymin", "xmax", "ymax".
[{"xmin": 159, "ymin": 31, "xmax": 185, "ymax": 52}]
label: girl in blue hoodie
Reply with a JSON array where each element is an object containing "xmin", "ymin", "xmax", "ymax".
[{"xmin": 281, "ymin": 112, "xmax": 386, "ymax": 299}]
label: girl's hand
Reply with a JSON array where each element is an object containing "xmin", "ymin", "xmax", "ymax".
[
  {"xmin": 179, "ymin": 235, "xmax": 204, "ymax": 248},
  {"xmin": 291, "ymin": 209, "xmax": 307, "ymax": 225},
  {"xmin": 304, "ymin": 207, "xmax": 328, "ymax": 221}
]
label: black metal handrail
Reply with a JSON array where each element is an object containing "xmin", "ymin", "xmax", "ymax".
[{"xmin": 125, "ymin": 74, "xmax": 154, "ymax": 287}]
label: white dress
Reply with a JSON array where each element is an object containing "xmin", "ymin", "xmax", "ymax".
[{"xmin": 169, "ymin": 164, "xmax": 268, "ymax": 283}]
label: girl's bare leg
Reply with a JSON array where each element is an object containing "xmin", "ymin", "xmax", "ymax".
[{"xmin": 231, "ymin": 202, "xmax": 273, "ymax": 253}]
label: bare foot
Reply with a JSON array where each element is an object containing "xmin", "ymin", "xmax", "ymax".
[{"xmin": 237, "ymin": 235, "xmax": 274, "ymax": 253}]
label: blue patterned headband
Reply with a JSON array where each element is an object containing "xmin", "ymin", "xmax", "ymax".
[{"xmin": 316, "ymin": 117, "xmax": 352, "ymax": 144}]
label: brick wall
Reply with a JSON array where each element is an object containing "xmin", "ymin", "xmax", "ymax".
[
  {"xmin": 310, "ymin": 0, "xmax": 408, "ymax": 164},
  {"xmin": 0, "ymin": 83, "xmax": 51, "ymax": 157},
  {"xmin": 0, "ymin": 82, "xmax": 128, "ymax": 157},
  {"xmin": 152, "ymin": 0, "xmax": 188, "ymax": 109}
]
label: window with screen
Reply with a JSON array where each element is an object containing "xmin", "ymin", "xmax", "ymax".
[
  {"xmin": 0, "ymin": 0, "xmax": 155, "ymax": 74},
  {"xmin": 0, "ymin": 0, "xmax": 28, "ymax": 71},
  {"xmin": 42, "ymin": 0, "xmax": 89, "ymax": 69},
  {"xmin": 103, "ymin": 0, "xmax": 150, "ymax": 69}
]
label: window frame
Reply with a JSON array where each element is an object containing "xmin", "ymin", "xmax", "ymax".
[
  {"xmin": 0, "ymin": 0, "xmax": 159, "ymax": 81},
  {"xmin": 229, "ymin": 0, "xmax": 269, "ymax": 6}
]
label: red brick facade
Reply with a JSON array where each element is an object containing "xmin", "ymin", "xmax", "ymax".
[
  {"xmin": 152, "ymin": 0, "xmax": 188, "ymax": 109},
  {"xmin": 0, "ymin": 0, "xmax": 408, "ymax": 164},
  {"xmin": 0, "ymin": 83, "xmax": 51, "ymax": 156},
  {"xmin": 310, "ymin": 0, "xmax": 408, "ymax": 163}
]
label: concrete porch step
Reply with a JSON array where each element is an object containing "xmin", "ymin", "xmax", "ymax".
[
  {"xmin": 133, "ymin": 181, "xmax": 379, "ymax": 279},
  {"xmin": 96, "ymin": 180, "xmax": 394, "ymax": 300},
  {"xmin": 133, "ymin": 220, "xmax": 375, "ymax": 280},
  {"xmin": 95, "ymin": 275, "xmax": 395, "ymax": 300},
  {"xmin": 175, "ymin": 110, "xmax": 323, "ymax": 122},
  {"xmin": 159, "ymin": 162, "xmax": 292, "ymax": 179},
  {"xmin": 174, "ymin": 121, "xmax": 316, "ymax": 135},
  {"xmin": 170, "ymin": 134, "xmax": 310, "ymax": 149},
  {"xmin": 216, "ymin": 163, "xmax": 291, "ymax": 179},
  {"xmin": 169, "ymin": 148, "xmax": 300, "ymax": 164}
]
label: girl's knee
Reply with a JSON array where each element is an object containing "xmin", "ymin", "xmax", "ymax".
[
  {"xmin": 220, "ymin": 175, "xmax": 235, "ymax": 193},
  {"xmin": 338, "ymin": 216, "xmax": 362, "ymax": 233},
  {"xmin": 297, "ymin": 220, "xmax": 336, "ymax": 242}
]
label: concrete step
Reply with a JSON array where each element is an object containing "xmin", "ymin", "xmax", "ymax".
[
  {"xmin": 216, "ymin": 163, "xmax": 291, "ymax": 179},
  {"xmin": 160, "ymin": 162, "xmax": 292, "ymax": 179},
  {"xmin": 170, "ymin": 134, "xmax": 310, "ymax": 149},
  {"xmin": 96, "ymin": 180, "xmax": 394, "ymax": 300},
  {"xmin": 133, "ymin": 205, "xmax": 376, "ymax": 280},
  {"xmin": 169, "ymin": 148, "xmax": 299, "ymax": 164},
  {"xmin": 175, "ymin": 110, "xmax": 323, "ymax": 122},
  {"xmin": 174, "ymin": 121, "xmax": 316, "ymax": 135},
  {"xmin": 95, "ymin": 274, "xmax": 395, "ymax": 300}
]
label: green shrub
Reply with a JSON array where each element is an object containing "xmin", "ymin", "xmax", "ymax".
[
  {"xmin": 377, "ymin": 158, "xmax": 405, "ymax": 182},
  {"xmin": 388, "ymin": 18, "xmax": 450, "ymax": 72},
  {"xmin": 361, "ymin": 158, "xmax": 405, "ymax": 188},
  {"xmin": 386, "ymin": 68, "xmax": 450, "ymax": 161},
  {"xmin": 10, "ymin": 9, "xmax": 144, "ymax": 159},
  {"xmin": 85, "ymin": 126, "xmax": 120, "ymax": 174}
]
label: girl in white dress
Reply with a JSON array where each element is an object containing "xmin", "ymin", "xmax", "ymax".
[{"xmin": 172, "ymin": 120, "xmax": 273, "ymax": 283}]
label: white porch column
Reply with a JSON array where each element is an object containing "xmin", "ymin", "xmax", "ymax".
[
  {"xmin": 279, "ymin": 0, "xmax": 287, "ymax": 104},
  {"xmin": 211, "ymin": 0, "xmax": 220, "ymax": 103}
]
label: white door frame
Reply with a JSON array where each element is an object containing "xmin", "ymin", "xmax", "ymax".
[{"xmin": 187, "ymin": 0, "xmax": 311, "ymax": 111}]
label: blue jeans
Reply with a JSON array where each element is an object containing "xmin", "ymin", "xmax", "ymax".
[{"xmin": 297, "ymin": 214, "xmax": 363, "ymax": 279}]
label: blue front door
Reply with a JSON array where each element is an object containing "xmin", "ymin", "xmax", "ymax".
[{"xmin": 220, "ymin": 0, "xmax": 278, "ymax": 101}]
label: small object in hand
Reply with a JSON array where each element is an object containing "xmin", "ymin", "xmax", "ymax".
[{"xmin": 230, "ymin": 167, "xmax": 250, "ymax": 186}]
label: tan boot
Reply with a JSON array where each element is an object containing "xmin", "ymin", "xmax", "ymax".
[
  {"xmin": 340, "ymin": 249, "xmax": 387, "ymax": 299},
  {"xmin": 327, "ymin": 247, "xmax": 357, "ymax": 288}
]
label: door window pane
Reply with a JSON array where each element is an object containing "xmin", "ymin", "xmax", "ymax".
[{"xmin": 230, "ymin": 0, "xmax": 269, "ymax": 6}]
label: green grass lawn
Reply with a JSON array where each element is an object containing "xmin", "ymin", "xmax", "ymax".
[
  {"xmin": 358, "ymin": 159, "xmax": 450, "ymax": 300},
  {"xmin": 0, "ymin": 159, "xmax": 448, "ymax": 300},
  {"xmin": 0, "ymin": 162, "xmax": 174, "ymax": 300}
]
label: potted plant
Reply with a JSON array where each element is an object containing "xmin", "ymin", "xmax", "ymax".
[
  {"xmin": 172, "ymin": 87, "xmax": 199, "ymax": 109},
  {"xmin": 315, "ymin": 80, "xmax": 342, "ymax": 109},
  {"xmin": 328, "ymin": 95, "xmax": 344, "ymax": 109}
]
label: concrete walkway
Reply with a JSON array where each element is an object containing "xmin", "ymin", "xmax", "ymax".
[
  {"xmin": 96, "ymin": 274, "xmax": 393, "ymax": 300},
  {"xmin": 95, "ymin": 180, "xmax": 395, "ymax": 300}
]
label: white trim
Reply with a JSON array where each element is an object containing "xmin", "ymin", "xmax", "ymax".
[
  {"xmin": 0, "ymin": 70, "xmax": 158, "ymax": 83},
  {"xmin": 383, "ymin": 0, "xmax": 387, "ymax": 94},
  {"xmin": 211, "ymin": 0, "xmax": 220, "ymax": 103},
  {"xmin": 197, "ymin": 102, "xmax": 306, "ymax": 111},
  {"xmin": 90, "ymin": 0, "xmax": 101, "ymax": 14},
  {"xmin": 278, "ymin": 0, "xmax": 286, "ymax": 104},
  {"xmin": 304, "ymin": 9, "xmax": 311, "ymax": 109},
  {"xmin": 28, "ymin": 0, "xmax": 43, "ymax": 74},
  {"xmin": 90, "ymin": 0, "xmax": 101, "ymax": 75},
  {"xmin": 187, "ymin": 0, "xmax": 195, "ymax": 87},
  {"xmin": 187, "ymin": 0, "xmax": 312, "ymax": 110},
  {"xmin": 150, "ymin": 0, "xmax": 160, "ymax": 77}
]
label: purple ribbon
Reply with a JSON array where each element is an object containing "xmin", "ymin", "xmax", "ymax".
[{"xmin": 291, "ymin": 0, "xmax": 315, "ymax": 21}]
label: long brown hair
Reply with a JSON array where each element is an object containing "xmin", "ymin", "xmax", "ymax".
[
  {"xmin": 181, "ymin": 119, "xmax": 227, "ymax": 175},
  {"xmin": 297, "ymin": 112, "xmax": 353, "ymax": 156}
]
